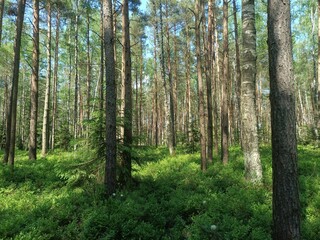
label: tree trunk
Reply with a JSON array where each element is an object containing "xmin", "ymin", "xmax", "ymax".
[
  {"xmin": 221, "ymin": 0, "xmax": 229, "ymax": 164},
  {"xmin": 185, "ymin": 26, "xmax": 193, "ymax": 144},
  {"xmin": 268, "ymin": 0, "xmax": 301, "ymax": 239},
  {"xmin": 0, "ymin": 0, "xmax": 5, "ymax": 46},
  {"xmin": 205, "ymin": 0, "xmax": 213, "ymax": 163},
  {"xmin": 6, "ymin": 0, "xmax": 26, "ymax": 167},
  {"xmin": 195, "ymin": 0, "xmax": 207, "ymax": 171},
  {"xmin": 233, "ymin": 0, "xmax": 241, "ymax": 144},
  {"xmin": 119, "ymin": 0, "xmax": 132, "ymax": 186},
  {"xmin": 51, "ymin": 9, "xmax": 60, "ymax": 151},
  {"xmin": 165, "ymin": 0, "xmax": 176, "ymax": 155},
  {"xmin": 241, "ymin": 0, "xmax": 262, "ymax": 182},
  {"xmin": 104, "ymin": 0, "xmax": 117, "ymax": 197},
  {"xmin": 42, "ymin": 1, "xmax": 51, "ymax": 157},
  {"xmin": 86, "ymin": 9, "xmax": 91, "ymax": 129},
  {"xmin": 74, "ymin": 0, "xmax": 79, "ymax": 139},
  {"xmin": 29, "ymin": 0, "xmax": 39, "ymax": 160}
]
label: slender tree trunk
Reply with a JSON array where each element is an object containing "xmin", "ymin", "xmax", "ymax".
[
  {"xmin": 119, "ymin": 0, "xmax": 132, "ymax": 186},
  {"xmin": 213, "ymin": 2, "xmax": 219, "ymax": 156},
  {"xmin": 42, "ymin": 1, "xmax": 51, "ymax": 157},
  {"xmin": 185, "ymin": 26, "xmax": 192, "ymax": 144},
  {"xmin": 159, "ymin": 0, "xmax": 173, "ymax": 154},
  {"xmin": 152, "ymin": 6, "xmax": 159, "ymax": 147},
  {"xmin": 233, "ymin": 0, "xmax": 241, "ymax": 144},
  {"xmin": 221, "ymin": 0, "xmax": 229, "ymax": 164},
  {"xmin": 195, "ymin": 0, "xmax": 207, "ymax": 171},
  {"xmin": 6, "ymin": 0, "xmax": 26, "ymax": 166},
  {"xmin": 139, "ymin": 42, "xmax": 143, "ymax": 144},
  {"xmin": 241, "ymin": 0, "xmax": 262, "ymax": 182},
  {"xmin": 29, "ymin": 0, "xmax": 39, "ymax": 160},
  {"xmin": 165, "ymin": 0, "xmax": 176, "ymax": 155},
  {"xmin": 0, "ymin": 0, "xmax": 5, "ymax": 46},
  {"xmin": 51, "ymin": 9, "xmax": 60, "ymax": 151},
  {"xmin": 86, "ymin": 10, "xmax": 91, "ymax": 128},
  {"xmin": 205, "ymin": 0, "xmax": 213, "ymax": 163},
  {"xmin": 104, "ymin": 0, "xmax": 117, "ymax": 197},
  {"xmin": 74, "ymin": 0, "xmax": 79, "ymax": 139},
  {"xmin": 268, "ymin": 0, "xmax": 301, "ymax": 238}
]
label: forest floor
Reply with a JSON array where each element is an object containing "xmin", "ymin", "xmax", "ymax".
[{"xmin": 0, "ymin": 145, "xmax": 320, "ymax": 239}]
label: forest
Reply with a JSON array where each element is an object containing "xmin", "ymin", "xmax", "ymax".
[{"xmin": 0, "ymin": 0, "xmax": 319, "ymax": 239}]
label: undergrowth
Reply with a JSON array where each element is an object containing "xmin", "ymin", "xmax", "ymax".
[{"xmin": 0, "ymin": 145, "xmax": 319, "ymax": 239}]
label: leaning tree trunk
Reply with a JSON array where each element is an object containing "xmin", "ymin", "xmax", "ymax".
[
  {"xmin": 104, "ymin": 0, "xmax": 117, "ymax": 197},
  {"xmin": 6, "ymin": 0, "xmax": 26, "ymax": 166},
  {"xmin": 195, "ymin": 0, "xmax": 207, "ymax": 171},
  {"xmin": 221, "ymin": 0, "xmax": 229, "ymax": 164},
  {"xmin": 42, "ymin": 1, "xmax": 51, "ymax": 157},
  {"xmin": 268, "ymin": 0, "xmax": 301, "ymax": 239},
  {"xmin": 241, "ymin": 0, "xmax": 262, "ymax": 182},
  {"xmin": 29, "ymin": 0, "xmax": 39, "ymax": 160}
]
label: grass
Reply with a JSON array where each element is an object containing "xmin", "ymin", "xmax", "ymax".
[{"xmin": 0, "ymin": 145, "xmax": 319, "ymax": 239}]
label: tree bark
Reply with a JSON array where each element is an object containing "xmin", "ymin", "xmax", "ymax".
[
  {"xmin": 51, "ymin": 9, "xmax": 60, "ymax": 151},
  {"xmin": 195, "ymin": 0, "xmax": 207, "ymax": 171},
  {"xmin": 233, "ymin": 0, "xmax": 241, "ymax": 144},
  {"xmin": 6, "ymin": 0, "xmax": 26, "ymax": 166},
  {"xmin": 104, "ymin": 0, "xmax": 117, "ymax": 197},
  {"xmin": 221, "ymin": 0, "xmax": 229, "ymax": 164},
  {"xmin": 29, "ymin": 0, "xmax": 39, "ymax": 160},
  {"xmin": 241, "ymin": 0, "xmax": 262, "ymax": 182},
  {"xmin": 119, "ymin": 0, "xmax": 133, "ymax": 186},
  {"xmin": 205, "ymin": 0, "xmax": 213, "ymax": 163},
  {"xmin": 268, "ymin": 0, "xmax": 301, "ymax": 239},
  {"xmin": 42, "ymin": 1, "xmax": 51, "ymax": 157},
  {"xmin": 74, "ymin": 0, "xmax": 79, "ymax": 139}
]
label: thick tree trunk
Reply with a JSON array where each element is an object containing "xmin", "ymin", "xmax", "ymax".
[
  {"xmin": 104, "ymin": 0, "xmax": 117, "ymax": 197},
  {"xmin": 241, "ymin": 0, "xmax": 262, "ymax": 182},
  {"xmin": 6, "ymin": 0, "xmax": 26, "ymax": 166},
  {"xmin": 268, "ymin": 0, "xmax": 301, "ymax": 239},
  {"xmin": 29, "ymin": 0, "xmax": 39, "ymax": 160},
  {"xmin": 51, "ymin": 9, "xmax": 60, "ymax": 151},
  {"xmin": 0, "ymin": 0, "xmax": 4, "ymax": 45},
  {"xmin": 195, "ymin": 0, "xmax": 207, "ymax": 171},
  {"xmin": 221, "ymin": 0, "xmax": 229, "ymax": 164},
  {"xmin": 42, "ymin": 1, "xmax": 51, "ymax": 157}
]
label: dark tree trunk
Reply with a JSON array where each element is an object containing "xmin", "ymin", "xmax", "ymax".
[
  {"xmin": 221, "ymin": 0, "xmax": 229, "ymax": 164},
  {"xmin": 6, "ymin": 0, "xmax": 26, "ymax": 167},
  {"xmin": 119, "ymin": 0, "xmax": 132, "ymax": 186},
  {"xmin": 268, "ymin": 0, "xmax": 301, "ymax": 239},
  {"xmin": 104, "ymin": 0, "xmax": 117, "ymax": 197},
  {"xmin": 29, "ymin": 0, "xmax": 39, "ymax": 160}
]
